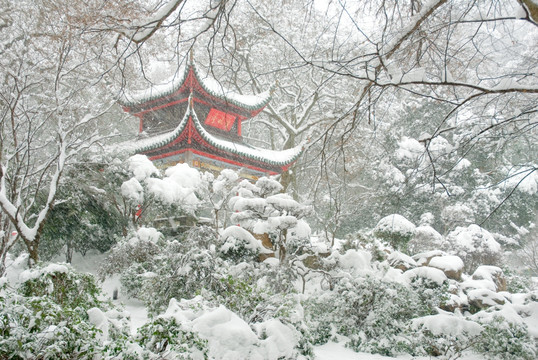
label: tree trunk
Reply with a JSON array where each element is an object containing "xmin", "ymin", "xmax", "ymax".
[{"xmin": 27, "ymin": 242, "xmax": 39, "ymax": 267}]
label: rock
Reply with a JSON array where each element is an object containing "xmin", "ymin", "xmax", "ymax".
[
  {"xmin": 412, "ymin": 250, "xmax": 446, "ymax": 266},
  {"xmin": 388, "ymin": 251, "xmax": 417, "ymax": 271},
  {"xmin": 467, "ymin": 288, "xmax": 506, "ymax": 311},
  {"xmin": 472, "ymin": 266, "xmax": 507, "ymax": 292},
  {"xmin": 440, "ymin": 293, "xmax": 468, "ymax": 313},
  {"xmin": 428, "ymin": 255, "xmax": 464, "ymax": 281}
]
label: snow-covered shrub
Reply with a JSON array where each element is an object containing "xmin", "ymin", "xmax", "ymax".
[
  {"xmin": 411, "ymin": 313, "xmax": 484, "ymax": 358},
  {"xmin": 219, "ymin": 226, "xmax": 268, "ymax": 262},
  {"xmin": 99, "ymin": 227, "xmax": 163, "ymax": 280},
  {"xmin": 0, "ymin": 264, "xmax": 132, "ymax": 359},
  {"xmin": 304, "ymin": 275, "xmax": 441, "ymax": 356},
  {"xmin": 139, "ymin": 296, "xmax": 310, "ymax": 360},
  {"xmin": 137, "ymin": 316, "xmax": 209, "ymax": 359},
  {"xmin": 408, "ymin": 225, "xmax": 444, "ymax": 254},
  {"xmin": 19, "ymin": 263, "xmax": 102, "ymax": 310},
  {"xmin": 444, "ymin": 224, "xmax": 502, "ymax": 272},
  {"xmin": 106, "ymin": 226, "xmax": 226, "ymax": 315},
  {"xmin": 229, "ymin": 176, "xmax": 312, "ymax": 261},
  {"xmin": 215, "ymin": 273, "xmax": 267, "ymax": 321},
  {"xmin": 130, "ymin": 242, "xmax": 227, "ymax": 315},
  {"xmin": 473, "ymin": 316, "xmax": 536, "ymax": 360},
  {"xmin": 504, "ymin": 268, "xmax": 532, "ymax": 293},
  {"xmin": 374, "ymin": 214, "xmax": 416, "ymax": 253}
]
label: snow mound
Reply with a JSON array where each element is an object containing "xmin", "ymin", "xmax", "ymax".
[
  {"xmin": 410, "ymin": 225, "xmax": 443, "ymax": 253},
  {"xmin": 136, "ymin": 227, "xmax": 162, "ymax": 243},
  {"xmin": 472, "ymin": 265, "xmax": 506, "ymax": 292},
  {"xmin": 121, "ymin": 178, "xmax": 144, "ymax": 203},
  {"xmin": 467, "ymin": 288, "xmax": 506, "ymax": 308},
  {"xmin": 412, "ymin": 250, "xmax": 446, "ymax": 266}
]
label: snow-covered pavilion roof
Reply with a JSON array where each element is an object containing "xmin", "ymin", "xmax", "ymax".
[
  {"xmin": 119, "ymin": 57, "xmax": 273, "ymax": 113},
  {"xmin": 131, "ymin": 97, "xmax": 304, "ymax": 168}
]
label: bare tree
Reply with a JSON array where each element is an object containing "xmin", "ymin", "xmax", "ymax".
[{"xmin": 0, "ymin": 0, "xmax": 234, "ymax": 272}]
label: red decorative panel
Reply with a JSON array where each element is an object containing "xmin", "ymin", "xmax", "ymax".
[{"xmin": 205, "ymin": 108, "xmax": 236, "ymax": 131}]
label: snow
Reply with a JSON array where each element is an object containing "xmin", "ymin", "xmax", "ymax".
[
  {"xmin": 192, "ymin": 108, "xmax": 304, "ymax": 164},
  {"xmin": 136, "ymin": 227, "xmax": 162, "ymax": 243},
  {"xmin": 267, "ymin": 215, "xmax": 298, "ymax": 231},
  {"xmin": 191, "ymin": 305, "xmax": 259, "ymax": 356},
  {"xmin": 121, "ymin": 177, "xmax": 144, "ymax": 203},
  {"xmin": 87, "ymin": 307, "xmax": 109, "ymax": 340},
  {"xmin": 213, "ymin": 169, "xmax": 239, "ymax": 193},
  {"xmin": 467, "ymin": 288, "xmax": 506, "ymax": 307},
  {"xmin": 230, "ymin": 196, "xmax": 267, "ymax": 213},
  {"xmin": 388, "ymin": 251, "xmax": 417, "ymax": 268},
  {"xmin": 332, "ymin": 249, "xmax": 372, "ymax": 275},
  {"xmin": 165, "ymin": 162, "xmax": 202, "ymax": 189},
  {"xmin": 429, "ymin": 255, "xmax": 464, "ymax": 273},
  {"xmin": 411, "ymin": 226, "xmax": 443, "ymax": 253},
  {"xmin": 129, "ymin": 0, "xmax": 182, "ymax": 43},
  {"xmin": 266, "ymin": 193, "xmax": 301, "ymax": 211},
  {"xmin": 503, "ymin": 167, "xmax": 537, "ymax": 195},
  {"xmin": 375, "ymin": 214, "xmax": 416, "ymax": 236},
  {"xmin": 412, "ymin": 313, "xmax": 483, "ymax": 336},
  {"xmin": 127, "ymin": 154, "xmax": 158, "ymax": 182},
  {"xmin": 395, "ymin": 137, "xmax": 423, "ymax": 161},
  {"xmin": 122, "ymin": 59, "xmax": 271, "ymax": 108},
  {"xmin": 201, "ymin": 74, "xmax": 272, "ymax": 107},
  {"xmin": 19, "ymin": 263, "xmax": 69, "ymax": 282},
  {"xmin": 412, "ymin": 250, "xmax": 446, "ymax": 265},
  {"xmin": 255, "ymin": 319, "xmax": 297, "ymax": 359},
  {"xmin": 472, "ymin": 265, "xmax": 504, "ymax": 282},
  {"xmin": 160, "ymin": 298, "xmax": 300, "ymax": 360},
  {"xmin": 446, "ymin": 224, "xmax": 501, "ymax": 255},
  {"xmin": 454, "ymin": 158, "xmax": 472, "ymax": 171},
  {"xmin": 461, "ymin": 278, "xmax": 498, "ymax": 293},
  {"xmin": 145, "ymin": 163, "xmax": 201, "ymax": 207},
  {"xmin": 403, "ymin": 266, "xmax": 448, "ymax": 286},
  {"xmin": 220, "ymin": 225, "xmax": 273, "ymax": 254}
]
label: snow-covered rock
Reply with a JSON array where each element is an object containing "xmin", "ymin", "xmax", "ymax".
[
  {"xmin": 472, "ymin": 266, "xmax": 506, "ymax": 292},
  {"xmin": 387, "ymin": 251, "xmax": 417, "ymax": 271},
  {"xmin": 412, "ymin": 250, "xmax": 446, "ymax": 266},
  {"xmin": 467, "ymin": 289, "xmax": 506, "ymax": 310},
  {"xmin": 429, "ymin": 255, "xmax": 464, "ymax": 281}
]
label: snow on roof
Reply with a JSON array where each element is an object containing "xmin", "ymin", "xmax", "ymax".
[
  {"xmin": 188, "ymin": 106, "xmax": 304, "ymax": 166},
  {"xmin": 116, "ymin": 101, "xmax": 304, "ymax": 167},
  {"xmin": 119, "ymin": 65, "xmax": 188, "ymax": 105},
  {"xmin": 119, "ymin": 60, "xmax": 273, "ymax": 111}
]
